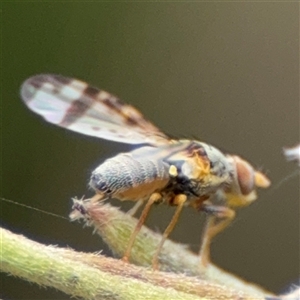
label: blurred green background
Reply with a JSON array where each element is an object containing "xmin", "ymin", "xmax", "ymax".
[{"xmin": 2, "ymin": 2, "xmax": 299, "ymax": 299}]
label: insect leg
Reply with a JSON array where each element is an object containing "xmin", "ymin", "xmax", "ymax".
[
  {"xmin": 122, "ymin": 192, "xmax": 162, "ymax": 263},
  {"xmin": 199, "ymin": 203, "xmax": 235, "ymax": 267},
  {"xmin": 126, "ymin": 200, "xmax": 144, "ymax": 217},
  {"xmin": 90, "ymin": 193, "xmax": 106, "ymax": 202},
  {"xmin": 152, "ymin": 194, "xmax": 187, "ymax": 270}
]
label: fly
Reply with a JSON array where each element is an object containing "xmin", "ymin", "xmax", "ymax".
[{"xmin": 21, "ymin": 74, "xmax": 271, "ymax": 269}]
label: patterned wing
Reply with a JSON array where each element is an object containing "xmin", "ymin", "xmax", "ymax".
[{"xmin": 20, "ymin": 74, "xmax": 170, "ymax": 145}]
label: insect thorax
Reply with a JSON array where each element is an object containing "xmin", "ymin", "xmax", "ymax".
[{"xmin": 164, "ymin": 141, "xmax": 233, "ymax": 198}]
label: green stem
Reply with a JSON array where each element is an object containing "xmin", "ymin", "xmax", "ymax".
[{"xmin": 0, "ymin": 227, "xmax": 201, "ymax": 300}]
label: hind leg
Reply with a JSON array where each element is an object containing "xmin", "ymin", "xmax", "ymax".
[
  {"xmin": 122, "ymin": 193, "xmax": 162, "ymax": 263},
  {"xmin": 127, "ymin": 200, "xmax": 144, "ymax": 217},
  {"xmin": 152, "ymin": 194, "xmax": 187, "ymax": 270}
]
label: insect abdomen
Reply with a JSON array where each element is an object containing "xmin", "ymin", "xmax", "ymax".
[{"xmin": 89, "ymin": 152, "xmax": 170, "ymax": 201}]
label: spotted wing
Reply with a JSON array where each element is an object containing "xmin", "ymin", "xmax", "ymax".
[{"xmin": 20, "ymin": 74, "xmax": 170, "ymax": 145}]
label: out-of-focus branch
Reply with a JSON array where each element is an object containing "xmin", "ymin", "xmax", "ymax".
[
  {"xmin": 0, "ymin": 227, "xmax": 205, "ymax": 300},
  {"xmin": 1, "ymin": 226, "xmax": 269, "ymax": 300}
]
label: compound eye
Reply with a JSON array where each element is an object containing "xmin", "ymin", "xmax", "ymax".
[{"xmin": 234, "ymin": 157, "xmax": 255, "ymax": 195}]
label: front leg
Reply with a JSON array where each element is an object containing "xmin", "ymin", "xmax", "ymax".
[{"xmin": 199, "ymin": 202, "xmax": 235, "ymax": 267}]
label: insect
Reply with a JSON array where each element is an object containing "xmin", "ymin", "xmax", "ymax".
[{"xmin": 21, "ymin": 74, "xmax": 271, "ymax": 269}]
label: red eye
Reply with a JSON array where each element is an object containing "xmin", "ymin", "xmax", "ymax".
[{"xmin": 234, "ymin": 156, "xmax": 255, "ymax": 195}]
